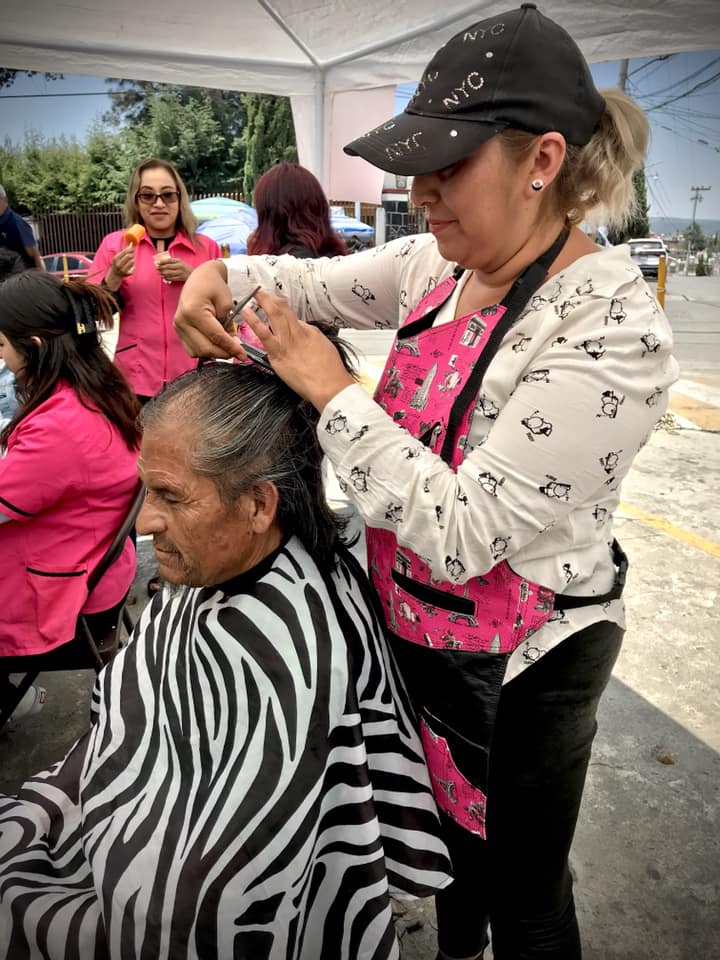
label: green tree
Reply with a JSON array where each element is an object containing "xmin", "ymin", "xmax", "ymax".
[
  {"xmin": 0, "ymin": 69, "xmax": 63, "ymax": 89},
  {"xmin": 103, "ymin": 79, "xmax": 164, "ymax": 125},
  {"xmin": 241, "ymin": 94, "xmax": 297, "ymax": 200},
  {"xmin": 132, "ymin": 92, "xmax": 226, "ymax": 194},
  {"xmin": 0, "ymin": 134, "xmax": 91, "ymax": 212},
  {"xmin": 81, "ymin": 125, "xmax": 140, "ymax": 207},
  {"xmin": 106, "ymin": 81, "xmax": 248, "ymax": 193},
  {"xmin": 695, "ymin": 253, "xmax": 709, "ymax": 276},
  {"xmin": 608, "ymin": 167, "xmax": 650, "ymax": 244},
  {"xmin": 682, "ymin": 221, "xmax": 707, "ymax": 251}
]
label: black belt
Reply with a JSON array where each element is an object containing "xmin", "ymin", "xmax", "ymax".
[{"xmin": 555, "ymin": 539, "xmax": 628, "ymax": 610}]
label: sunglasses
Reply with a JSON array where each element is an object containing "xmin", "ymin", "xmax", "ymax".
[{"xmin": 136, "ymin": 190, "xmax": 180, "ymax": 205}]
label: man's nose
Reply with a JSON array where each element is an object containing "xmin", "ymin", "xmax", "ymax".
[{"xmin": 136, "ymin": 497, "xmax": 164, "ymax": 537}]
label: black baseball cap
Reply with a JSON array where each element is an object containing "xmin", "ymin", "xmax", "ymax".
[{"xmin": 344, "ymin": 4, "xmax": 605, "ymax": 175}]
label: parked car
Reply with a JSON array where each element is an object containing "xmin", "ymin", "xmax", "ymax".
[
  {"xmin": 627, "ymin": 238, "xmax": 667, "ymax": 279},
  {"xmin": 41, "ymin": 252, "xmax": 94, "ymax": 279}
]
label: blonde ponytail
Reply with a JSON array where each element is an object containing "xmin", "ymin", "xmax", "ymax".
[
  {"xmin": 561, "ymin": 88, "xmax": 650, "ymax": 228},
  {"xmin": 498, "ymin": 88, "xmax": 650, "ymax": 228}
]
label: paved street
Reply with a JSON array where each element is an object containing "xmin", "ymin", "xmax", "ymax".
[
  {"xmin": 663, "ymin": 274, "xmax": 720, "ymax": 377},
  {"xmin": 1, "ymin": 275, "xmax": 718, "ymax": 959}
]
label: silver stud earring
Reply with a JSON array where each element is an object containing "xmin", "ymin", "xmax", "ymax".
[{"xmin": 531, "ymin": 178, "xmax": 544, "ymax": 192}]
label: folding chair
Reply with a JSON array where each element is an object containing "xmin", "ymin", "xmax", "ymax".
[{"xmin": 0, "ymin": 479, "xmax": 146, "ymax": 731}]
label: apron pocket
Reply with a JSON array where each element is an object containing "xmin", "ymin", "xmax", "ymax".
[
  {"xmin": 420, "ymin": 708, "xmax": 488, "ymax": 838},
  {"xmin": 391, "ymin": 568, "xmax": 475, "ymax": 615},
  {"xmin": 26, "ymin": 565, "xmax": 88, "ymax": 647}
]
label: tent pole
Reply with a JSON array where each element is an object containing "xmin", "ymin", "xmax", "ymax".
[
  {"xmin": 314, "ymin": 70, "xmax": 326, "ymax": 188},
  {"xmin": 255, "ymin": 0, "xmax": 320, "ymax": 67}
]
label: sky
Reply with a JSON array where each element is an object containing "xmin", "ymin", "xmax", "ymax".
[{"xmin": 1, "ymin": 51, "xmax": 719, "ymax": 221}]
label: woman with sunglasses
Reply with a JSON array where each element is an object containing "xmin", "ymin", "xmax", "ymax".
[{"xmin": 90, "ymin": 158, "xmax": 221, "ymax": 404}]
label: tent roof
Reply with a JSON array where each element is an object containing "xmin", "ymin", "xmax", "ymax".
[{"xmin": 4, "ymin": 1, "xmax": 720, "ymax": 97}]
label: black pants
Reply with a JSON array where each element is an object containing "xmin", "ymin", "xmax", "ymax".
[{"xmin": 390, "ymin": 620, "xmax": 623, "ymax": 960}]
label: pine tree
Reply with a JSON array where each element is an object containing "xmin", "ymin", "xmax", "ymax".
[
  {"xmin": 241, "ymin": 95, "xmax": 298, "ymax": 200},
  {"xmin": 608, "ymin": 168, "xmax": 650, "ymax": 244}
]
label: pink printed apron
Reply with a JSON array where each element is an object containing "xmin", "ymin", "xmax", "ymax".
[{"xmin": 366, "ymin": 228, "xmax": 626, "ymax": 838}]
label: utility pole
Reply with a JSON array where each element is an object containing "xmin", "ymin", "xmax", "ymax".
[
  {"xmin": 686, "ymin": 185, "xmax": 711, "ymax": 274},
  {"xmin": 618, "ymin": 59, "xmax": 629, "ymax": 92},
  {"xmin": 690, "ymin": 185, "xmax": 711, "ymax": 228}
]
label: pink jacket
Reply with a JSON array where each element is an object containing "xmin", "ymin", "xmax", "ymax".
[
  {"xmin": 90, "ymin": 229, "xmax": 221, "ymax": 396},
  {"xmin": 0, "ymin": 383, "xmax": 139, "ymax": 657}
]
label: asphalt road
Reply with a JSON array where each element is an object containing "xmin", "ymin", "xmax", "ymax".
[{"xmin": 663, "ymin": 275, "xmax": 720, "ymax": 378}]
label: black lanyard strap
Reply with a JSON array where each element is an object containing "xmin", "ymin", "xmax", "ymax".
[
  {"xmin": 396, "ymin": 269, "xmax": 460, "ymax": 340},
  {"xmin": 440, "ymin": 225, "xmax": 570, "ymax": 463}
]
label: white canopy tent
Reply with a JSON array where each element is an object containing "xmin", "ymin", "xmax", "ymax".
[{"xmin": 3, "ymin": 0, "xmax": 720, "ymax": 201}]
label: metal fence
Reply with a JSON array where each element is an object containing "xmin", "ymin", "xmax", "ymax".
[
  {"xmin": 36, "ymin": 206, "xmax": 123, "ymax": 256},
  {"xmin": 408, "ymin": 203, "xmax": 428, "ymax": 235},
  {"xmin": 329, "ymin": 201, "xmax": 380, "ymax": 232},
  {"xmin": 33, "ymin": 195, "xmax": 391, "ymax": 256}
]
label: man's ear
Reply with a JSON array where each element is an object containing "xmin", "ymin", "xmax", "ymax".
[
  {"xmin": 30, "ymin": 336, "xmax": 43, "ymax": 348},
  {"xmin": 249, "ymin": 481, "xmax": 279, "ymax": 533}
]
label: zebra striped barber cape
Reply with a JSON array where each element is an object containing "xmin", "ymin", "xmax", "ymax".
[{"xmin": 0, "ymin": 537, "xmax": 451, "ymax": 960}]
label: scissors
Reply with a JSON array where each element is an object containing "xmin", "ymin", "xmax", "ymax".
[
  {"xmin": 197, "ymin": 285, "xmax": 273, "ymax": 372},
  {"xmin": 225, "ymin": 285, "xmax": 262, "ymax": 330},
  {"xmin": 238, "ymin": 339, "xmax": 273, "ymax": 371}
]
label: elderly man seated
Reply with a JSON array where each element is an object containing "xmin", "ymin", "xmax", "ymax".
[{"xmin": 0, "ymin": 360, "xmax": 450, "ymax": 960}]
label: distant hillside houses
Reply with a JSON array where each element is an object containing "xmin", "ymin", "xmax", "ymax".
[{"xmin": 650, "ymin": 217, "xmax": 720, "ymax": 239}]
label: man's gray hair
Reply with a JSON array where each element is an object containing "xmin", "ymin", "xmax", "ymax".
[
  {"xmin": 0, "ymin": 185, "xmax": 6, "ymax": 199},
  {"xmin": 142, "ymin": 362, "xmax": 350, "ymax": 566}
]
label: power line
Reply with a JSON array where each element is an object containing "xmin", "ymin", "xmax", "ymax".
[
  {"xmin": 659, "ymin": 104, "xmax": 720, "ymax": 134},
  {"xmin": 640, "ymin": 55, "xmax": 720, "ymax": 98},
  {"xmin": 0, "ymin": 91, "xmax": 122, "ymax": 100},
  {"xmin": 628, "ymin": 54, "xmax": 672, "ymax": 78},
  {"xmin": 657, "ymin": 122, "xmax": 720, "ymax": 154},
  {"xmin": 646, "ymin": 178, "xmax": 669, "ymax": 219},
  {"xmin": 645, "ymin": 71, "xmax": 720, "ymax": 112}
]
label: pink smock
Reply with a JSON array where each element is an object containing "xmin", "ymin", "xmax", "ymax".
[
  {"xmin": 0, "ymin": 383, "xmax": 139, "ymax": 657},
  {"xmin": 90, "ymin": 229, "xmax": 221, "ymax": 396}
]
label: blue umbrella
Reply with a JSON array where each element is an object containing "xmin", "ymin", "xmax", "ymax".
[
  {"xmin": 191, "ymin": 196, "xmax": 254, "ymax": 222},
  {"xmin": 197, "ymin": 203, "xmax": 374, "ymax": 255},
  {"xmin": 197, "ymin": 210, "xmax": 259, "ymax": 255},
  {"xmin": 330, "ymin": 206, "xmax": 374, "ymax": 239}
]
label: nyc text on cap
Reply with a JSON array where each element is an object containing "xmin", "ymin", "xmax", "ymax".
[{"xmin": 344, "ymin": 4, "xmax": 605, "ymax": 175}]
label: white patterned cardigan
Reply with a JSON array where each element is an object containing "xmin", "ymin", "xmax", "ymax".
[{"xmin": 225, "ymin": 236, "xmax": 679, "ymax": 681}]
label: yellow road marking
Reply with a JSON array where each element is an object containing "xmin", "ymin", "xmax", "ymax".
[
  {"xmin": 618, "ymin": 502, "xmax": 720, "ymax": 559},
  {"xmin": 668, "ymin": 391, "xmax": 720, "ymax": 431}
]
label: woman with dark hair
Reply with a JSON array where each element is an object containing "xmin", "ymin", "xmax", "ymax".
[
  {"xmin": 247, "ymin": 162, "xmax": 347, "ymax": 259},
  {"xmin": 89, "ymin": 157, "xmax": 221, "ymax": 403},
  {"xmin": 0, "ymin": 271, "xmax": 140, "ymax": 714}
]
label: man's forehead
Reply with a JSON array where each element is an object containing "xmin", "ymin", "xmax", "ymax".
[{"xmin": 140, "ymin": 418, "xmax": 195, "ymax": 469}]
